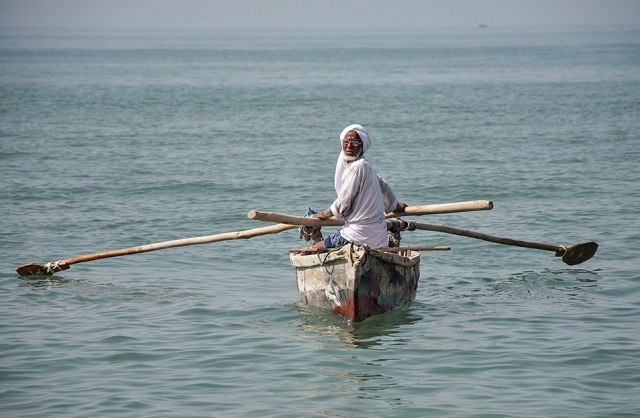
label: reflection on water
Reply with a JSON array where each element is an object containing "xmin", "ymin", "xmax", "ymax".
[
  {"xmin": 16, "ymin": 275, "xmax": 212, "ymax": 306},
  {"xmin": 296, "ymin": 303, "xmax": 421, "ymax": 349},
  {"xmin": 483, "ymin": 267, "xmax": 600, "ymax": 303},
  {"xmin": 329, "ymin": 368, "xmax": 399, "ymax": 403}
]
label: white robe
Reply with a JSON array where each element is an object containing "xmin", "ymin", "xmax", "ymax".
[{"xmin": 331, "ymin": 155, "xmax": 399, "ymax": 249}]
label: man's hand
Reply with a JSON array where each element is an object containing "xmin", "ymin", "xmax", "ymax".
[
  {"xmin": 313, "ymin": 208, "xmax": 333, "ymax": 220},
  {"xmin": 394, "ymin": 202, "xmax": 408, "ymax": 213}
]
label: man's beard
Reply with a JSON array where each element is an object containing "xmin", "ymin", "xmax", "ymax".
[{"xmin": 342, "ymin": 152, "xmax": 361, "ymax": 162}]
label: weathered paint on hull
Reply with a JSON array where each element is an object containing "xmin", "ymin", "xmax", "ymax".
[{"xmin": 289, "ymin": 244, "xmax": 421, "ymax": 322}]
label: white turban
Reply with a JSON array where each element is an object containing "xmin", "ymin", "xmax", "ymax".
[
  {"xmin": 335, "ymin": 124, "xmax": 371, "ymax": 194},
  {"xmin": 339, "ymin": 124, "xmax": 371, "ymax": 152}
]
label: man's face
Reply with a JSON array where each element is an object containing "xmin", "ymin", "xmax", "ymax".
[{"xmin": 341, "ymin": 130, "xmax": 363, "ymax": 159}]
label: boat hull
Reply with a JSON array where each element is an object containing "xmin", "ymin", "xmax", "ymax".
[{"xmin": 289, "ymin": 244, "xmax": 421, "ymax": 322}]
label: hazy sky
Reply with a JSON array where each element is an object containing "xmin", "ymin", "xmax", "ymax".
[{"xmin": 1, "ymin": 0, "xmax": 639, "ymax": 30}]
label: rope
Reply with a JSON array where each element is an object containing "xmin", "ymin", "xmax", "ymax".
[
  {"xmin": 386, "ymin": 218, "xmax": 417, "ymax": 247},
  {"xmin": 43, "ymin": 261, "xmax": 64, "ymax": 273},
  {"xmin": 556, "ymin": 245, "xmax": 567, "ymax": 256},
  {"xmin": 299, "ymin": 206, "xmax": 324, "ymax": 243}
]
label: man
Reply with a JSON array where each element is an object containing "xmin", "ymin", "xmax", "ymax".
[{"xmin": 312, "ymin": 124, "xmax": 407, "ymax": 249}]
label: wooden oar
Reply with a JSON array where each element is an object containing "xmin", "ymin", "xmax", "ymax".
[
  {"xmin": 247, "ymin": 206, "xmax": 597, "ymax": 265},
  {"xmin": 16, "ymin": 223, "xmax": 297, "ymax": 276},
  {"xmin": 248, "ymin": 200, "xmax": 494, "ymax": 226},
  {"xmin": 389, "ymin": 200, "xmax": 493, "ymax": 216},
  {"xmin": 411, "ymin": 221, "xmax": 598, "ymax": 266},
  {"xmin": 17, "ymin": 201, "xmax": 492, "ymax": 276}
]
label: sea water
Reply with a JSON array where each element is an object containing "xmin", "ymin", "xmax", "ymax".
[{"xmin": 1, "ymin": 25, "xmax": 639, "ymax": 417}]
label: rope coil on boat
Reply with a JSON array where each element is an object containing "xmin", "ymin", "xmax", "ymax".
[{"xmin": 387, "ymin": 218, "xmax": 417, "ymax": 247}]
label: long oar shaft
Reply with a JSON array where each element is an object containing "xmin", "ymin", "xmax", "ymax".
[
  {"xmin": 248, "ymin": 200, "xmax": 494, "ymax": 226},
  {"xmin": 17, "ymin": 223, "xmax": 296, "ymax": 276},
  {"xmin": 66, "ymin": 223, "xmax": 297, "ymax": 263},
  {"xmin": 412, "ymin": 222, "xmax": 559, "ymax": 252},
  {"xmin": 391, "ymin": 200, "xmax": 493, "ymax": 216}
]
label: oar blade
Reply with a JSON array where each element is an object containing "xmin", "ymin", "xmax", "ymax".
[
  {"xmin": 562, "ymin": 242, "xmax": 598, "ymax": 265},
  {"xmin": 16, "ymin": 262, "xmax": 70, "ymax": 276}
]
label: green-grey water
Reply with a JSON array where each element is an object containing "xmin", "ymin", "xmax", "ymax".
[{"xmin": 1, "ymin": 26, "xmax": 639, "ymax": 417}]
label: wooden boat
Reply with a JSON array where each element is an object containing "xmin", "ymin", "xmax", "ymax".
[{"xmin": 289, "ymin": 244, "xmax": 422, "ymax": 322}]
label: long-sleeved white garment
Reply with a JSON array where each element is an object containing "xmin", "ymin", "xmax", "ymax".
[{"xmin": 330, "ymin": 156, "xmax": 399, "ymax": 249}]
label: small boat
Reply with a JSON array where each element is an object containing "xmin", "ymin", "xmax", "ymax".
[{"xmin": 289, "ymin": 244, "xmax": 422, "ymax": 322}]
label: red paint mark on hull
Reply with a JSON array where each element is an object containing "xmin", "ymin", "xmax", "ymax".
[
  {"xmin": 332, "ymin": 297, "xmax": 357, "ymax": 321},
  {"xmin": 333, "ymin": 296, "xmax": 394, "ymax": 322}
]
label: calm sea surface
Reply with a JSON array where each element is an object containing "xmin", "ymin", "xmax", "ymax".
[{"xmin": 1, "ymin": 26, "xmax": 639, "ymax": 417}]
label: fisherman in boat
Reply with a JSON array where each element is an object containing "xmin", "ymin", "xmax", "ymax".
[{"xmin": 312, "ymin": 124, "xmax": 407, "ymax": 249}]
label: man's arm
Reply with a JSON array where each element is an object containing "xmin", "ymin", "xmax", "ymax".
[{"xmin": 378, "ymin": 175, "xmax": 405, "ymax": 213}]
